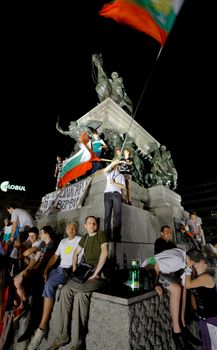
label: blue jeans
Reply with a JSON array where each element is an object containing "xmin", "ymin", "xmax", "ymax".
[
  {"xmin": 104, "ymin": 192, "xmax": 122, "ymax": 241},
  {"xmin": 91, "ymin": 152, "xmax": 102, "ymax": 173},
  {"xmin": 42, "ymin": 265, "xmax": 68, "ymax": 299}
]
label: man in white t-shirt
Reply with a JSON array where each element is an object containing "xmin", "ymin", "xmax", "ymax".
[
  {"xmin": 103, "ymin": 158, "xmax": 125, "ymax": 242},
  {"xmin": 6, "ymin": 202, "xmax": 35, "ymax": 243},
  {"xmin": 20, "ymin": 222, "xmax": 81, "ymax": 348}
]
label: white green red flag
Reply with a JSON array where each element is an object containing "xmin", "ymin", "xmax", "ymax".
[
  {"xmin": 99, "ymin": 0, "xmax": 185, "ymax": 46},
  {"xmin": 58, "ymin": 133, "xmax": 100, "ymax": 188}
]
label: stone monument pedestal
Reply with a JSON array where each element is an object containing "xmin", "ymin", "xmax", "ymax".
[{"xmin": 36, "ymin": 171, "xmax": 185, "ymax": 268}]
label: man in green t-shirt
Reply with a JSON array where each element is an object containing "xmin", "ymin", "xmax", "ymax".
[{"xmin": 49, "ymin": 216, "xmax": 109, "ymax": 350}]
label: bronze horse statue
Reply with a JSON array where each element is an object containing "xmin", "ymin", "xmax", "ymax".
[
  {"xmin": 92, "ymin": 53, "xmax": 112, "ymax": 103},
  {"xmin": 91, "ymin": 53, "xmax": 133, "ymax": 115}
]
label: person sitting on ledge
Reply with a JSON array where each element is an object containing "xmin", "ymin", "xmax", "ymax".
[
  {"xmin": 186, "ymin": 211, "xmax": 203, "ymax": 248},
  {"xmin": 13, "ymin": 226, "xmax": 57, "ymax": 323},
  {"xmin": 48, "ymin": 216, "xmax": 109, "ymax": 350},
  {"xmin": 185, "ymin": 250, "xmax": 217, "ymax": 350},
  {"xmin": 154, "ymin": 225, "xmax": 177, "ymax": 254},
  {"xmin": 18, "ymin": 222, "xmax": 81, "ymax": 348},
  {"xmin": 141, "ymin": 248, "xmax": 203, "ymax": 349}
]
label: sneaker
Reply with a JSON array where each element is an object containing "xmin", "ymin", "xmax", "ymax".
[
  {"xmin": 48, "ymin": 336, "xmax": 70, "ymax": 350},
  {"xmin": 182, "ymin": 326, "xmax": 203, "ymax": 346},
  {"xmin": 27, "ymin": 328, "xmax": 47, "ymax": 350}
]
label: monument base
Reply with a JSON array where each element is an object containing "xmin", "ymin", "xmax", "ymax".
[{"xmin": 36, "ymin": 173, "xmax": 185, "ymax": 268}]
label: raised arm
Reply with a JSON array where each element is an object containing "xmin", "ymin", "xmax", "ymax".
[{"xmin": 103, "ymin": 159, "xmax": 120, "ymax": 173}]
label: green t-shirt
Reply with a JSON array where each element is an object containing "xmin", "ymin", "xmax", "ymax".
[{"xmin": 79, "ymin": 231, "xmax": 108, "ymax": 266}]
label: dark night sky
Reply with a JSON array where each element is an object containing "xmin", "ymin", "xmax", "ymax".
[{"xmin": 1, "ymin": 0, "xmax": 216, "ymax": 200}]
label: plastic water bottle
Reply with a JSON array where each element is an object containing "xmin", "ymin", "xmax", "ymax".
[{"xmin": 129, "ymin": 258, "xmax": 140, "ymax": 290}]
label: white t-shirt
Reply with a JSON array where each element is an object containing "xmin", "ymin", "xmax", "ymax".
[
  {"xmin": 104, "ymin": 169, "xmax": 125, "ymax": 194},
  {"xmin": 55, "ymin": 236, "xmax": 82, "ymax": 268},
  {"xmin": 27, "ymin": 239, "xmax": 44, "ymax": 260},
  {"xmin": 11, "ymin": 208, "xmax": 35, "ymax": 231},
  {"xmin": 141, "ymin": 248, "xmax": 186, "ymax": 274}
]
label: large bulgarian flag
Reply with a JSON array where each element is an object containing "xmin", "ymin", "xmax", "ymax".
[
  {"xmin": 58, "ymin": 132, "xmax": 101, "ymax": 188},
  {"xmin": 99, "ymin": 0, "xmax": 185, "ymax": 46}
]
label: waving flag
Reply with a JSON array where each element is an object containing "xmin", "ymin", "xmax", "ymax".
[
  {"xmin": 99, "ymin": 0, "xmax": 185, "ymax": 46},
  {"xmin": 58, "ymin": 133, "xmax": 100, "ymax": 188}
]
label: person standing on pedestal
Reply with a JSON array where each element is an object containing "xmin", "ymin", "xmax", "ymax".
[
  {"xmin": 103, "ymin": 159, "xmax": 125, "ymax": 242},
  {"xmin": 119, "ymin": 148, "xmax": 133, "ymax": 205},
  {"xmin": 54, "ymin": 155, "xmax": 63, "ymax": 190},
  {"xmin": 91, "ymin": 130, "xmax": 108, "ymax": 173}
]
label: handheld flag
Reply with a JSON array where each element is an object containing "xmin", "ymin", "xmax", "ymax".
[
  {"xmin": 57, "ymin": 132, "xmax": 100, "ymax": 188},
  {"xmin": 99, "ymin": 0, "xmax": 185, "ymax": 46}
]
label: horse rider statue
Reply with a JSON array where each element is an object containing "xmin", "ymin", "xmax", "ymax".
[{"xmin": 91, "ymin": 53, "xmax": 133, "ymax": 115}]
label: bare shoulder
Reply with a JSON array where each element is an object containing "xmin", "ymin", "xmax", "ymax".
[{"xmin": 198, "ymin": 272, "xmax": 215, "ymax": 287}]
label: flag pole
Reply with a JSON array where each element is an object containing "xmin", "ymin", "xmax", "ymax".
[
  {"xmin": 120, "ymin": 45, "xmax": 163, "ymax": 155},
  {"xmin": 100, "ymin": 158, "xmax": 112, "ymax": 162}
]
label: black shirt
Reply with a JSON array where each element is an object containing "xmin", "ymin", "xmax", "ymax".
[
  {"xmin": 154, "ymin": 237, "xmax": 177, "ymax": 255},
  {"xmin": 191, "ymin": 284, "xmax": 217, "ymax": 318},
  {"xmin": 119, "ymin": 157, "xmax": 133, "ymax": 174}
]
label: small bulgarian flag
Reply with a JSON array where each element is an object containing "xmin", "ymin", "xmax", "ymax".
[
  {"xmin": 99, "ymin": 0, "xmax": 185, "ymax": 46},
  {"xmin": 58, "ymin": 132, "xmax": 101, "ymax": 188}
]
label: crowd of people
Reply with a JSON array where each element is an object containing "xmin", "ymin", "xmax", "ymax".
[
  {"xmin": 0, "ymin": 197, "xmax": 217, "ymax": 349},
  {"xmin": 147, "ymin": 225, "xmax": 217, "ymax": 349},
  {"xmin": 0, "ymin": 204, "xmax": 110, "ymax": 350}
]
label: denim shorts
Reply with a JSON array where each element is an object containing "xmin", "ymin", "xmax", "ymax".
[
  {"xmin": 42, "ymin": 266, "xmax": 68, "ymax": 299},
  {"xmin": 159, "ymin": 272, "xmax": 182, "ymax": 288}
]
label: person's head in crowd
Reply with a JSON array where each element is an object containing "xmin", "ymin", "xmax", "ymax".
[
  {"xmin": 114, "ymin": 147, "xmax": 121, "ymax": 158},
  {"xmin": 84, "ymin": 216, "xmax": 98, "ymax": 235},
  {"xmin": 65, "ymin": 222, "xmax": 78, "ymax": 239},
  {"xmin": 92, "ymin": 130, "xmax": 100, "ymax": 140},
  {"xmin": 39, "ymin": 225, "xmax": 56, "ymax": 243},
  {"xmin": 28, "ymin": 227, "xmax": 40, "ymax": 244},
  {"xmin": 186, "ymin": 249, "xmax": 207, "ymax": 267},
  {"xmin": 6, "ymin": 202, "xmax": 17, "ymax": 214},
  {"xmin": 123, "ymin": 148, "xmax": 131, "ymax": 158},
  {"xmin": 160, "ymin": 225, "xmax": 173, "ymax": 241}
]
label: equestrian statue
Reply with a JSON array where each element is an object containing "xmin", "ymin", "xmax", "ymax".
[{"xmin": 91, "ymin": 53, "xmax": 133, "ymax": 115}]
